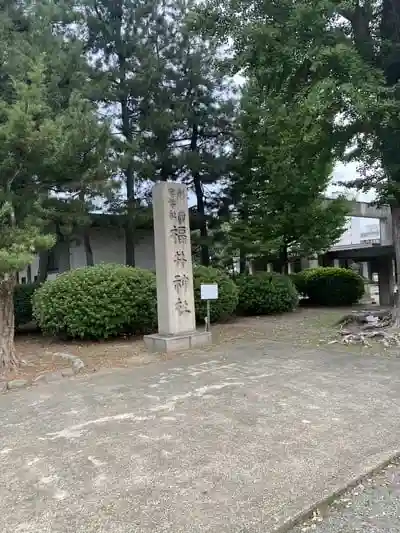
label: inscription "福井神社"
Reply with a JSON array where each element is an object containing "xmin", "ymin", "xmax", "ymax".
[{"xmin": 168, "ymin": 187, "xmax": 192, "ymax": 316}]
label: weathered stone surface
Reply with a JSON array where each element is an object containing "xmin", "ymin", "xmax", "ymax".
[
  {"xmin": 72, "ymin": 358, "xmax": 85, "ymax": 374},
  {"xmin": 145, "ymin": 182, "xmax": 211, "ymax": 352},
  {"xmin": 144, "ymin": 331, "xmax": 212, "ymax": 352},
  {"xmin": 152, "ymin": 182, "xmax": 196, "ymax": 335},
  {"xmin": 61, "ymin": 368, "xmax": 74, "ymax": 377},
  {"xmin": 6, "ymin": 379, "xmax": 29, "ymax": 391}
]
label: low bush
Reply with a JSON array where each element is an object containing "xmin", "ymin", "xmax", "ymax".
[
  {"xmin": 33, "ymin": 264, "xmax": 157, "ymax": 339},
  {"xmin": 14, "ymin": 283, "xmax": 40, "ymax": 328},
  {"xmin": 289, "ymin": 273, "xmax": 308, "ymax": 296},
  {"xmin": 236, "ymin": 272, "xmax": 299, "ymax": 316},
  {"xmin": 193, "ymin": 266, "xmax": 239, "ymax": 323},
  {"xmin": 298, "ymin": 266, "xmax": 364, "ymax": 306}
]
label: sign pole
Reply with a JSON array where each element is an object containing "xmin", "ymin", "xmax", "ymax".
[
  {"xmin": 200, "ymin": 283, "xmax": 218, "ymax": 336},
  {"xmin": 206, "ymin": 299, "xmax": 211, "ymax": 332}
]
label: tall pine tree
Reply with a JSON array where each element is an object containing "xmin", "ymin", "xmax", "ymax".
[
  {"xmin": 60, "ymin": 0, "xmax": 180, "ymax": 266},
  {"xmin": 144, "ymin": 0, "xmax": 236, "ymax": 265},
  {"xmin": 0, "ymin": 4, "xmax": 112, "ymax": 368},
  {"xmin": 56, "ymin": 0, "xmax": 236, "ymax": 266}
]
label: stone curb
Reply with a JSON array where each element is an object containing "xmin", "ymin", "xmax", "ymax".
[
  {"xmin": 2, "ymin": 353, "xmax": 85, "ymax": 394},
  {"xmin": 5, "ymin": 379, "xmax": 30, "ymax": 392},
  {"xmin": 272, "ymin": 449, "xmax": 400, "ymax": 533},
  {"xmin": 49, "ymin": 352, "xmax": 85, "ymax": 377}
]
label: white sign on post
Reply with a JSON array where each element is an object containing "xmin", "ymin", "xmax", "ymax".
[
  {"xmin": 200, "ymin": 284, "xmax": 218, "ymax": 300},
  {"xmin": 200, "ymin": 284, "xmax": 218, "ymax": 333}
]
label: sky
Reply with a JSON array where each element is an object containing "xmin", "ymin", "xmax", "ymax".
[
  {"xmin": 330, "ymin": 162, "xmax": 380, "ymax": 243},
  {"xmin": 330, "ymin": 161, "xmax": 375, "ymax": 202}
]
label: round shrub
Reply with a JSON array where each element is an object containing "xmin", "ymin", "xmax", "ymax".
[
  {"xmin": 14, "ymin": 283, "xmax": 40, "ymax": 328},
  {"xmin": 236, "ymin": 272, "xmax": 299, "ymax": 316},
  {"xmin": 33, "ymin": 264, "xmax": 157, "ymax": 339},
  {"xmin": 299, "ymin": 266, "xmax": 364, "ymax": 306},
  {"xmin": 193, "ymin": 266, "xmax": 239, "ymax": 323}
]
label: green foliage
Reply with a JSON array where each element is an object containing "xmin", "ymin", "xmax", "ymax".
[
  {"xmin": 60, "ymin": 0, "xmax": 235, "ymax": 267},
  {"xmin": 193, "ymin": 266, "xmax": 238, "ymax": 323},
  {"xmin": 0, "ymin": 7, "xmax": 113, "ymax": 280},
  {"xmin": 289, "ymin": 273, "xmax": 308, "ymax": 297},
  {"xmin": 198, "ymin": 0, "xmax": 400, "ymax": 275},
  {"xmin": 236, "ymin": 273, "xmax": 298, "ymax": 316},
  {"xmin": 14, "ymin": 283, "xmax": 40, "ymax": 328},
  {"xmin": 61, "ymin": 0, "xmax": 185, "ymax": 265},
  {"xmin": 224, "ymin": 86, "xmax": 349, "ymax": 271},
  {"xmin": 297, "ymin": 267, "xmax": 365, "ymax": 306},
  {"xmin": 0, "ymin": 5, "xmax": 114, "ymax": 367},
  {"xmin": 33, "ymin": 264, "xmax": 157, "ymax": 339}
]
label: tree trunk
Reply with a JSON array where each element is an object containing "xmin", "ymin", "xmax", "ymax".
[
  {"xmin": 79, "ymin": 192, "xmax": 94, "ymax": 267},
  {"xmin": 0, "ymin": 277, "xmax": 19, "ymax": 369},
  {"xmin": 279, "ymin": 245, "xmax": 289, "ymax": 275},
  {"xmin": 193, "ymin": 172, "xmax": 209, "ymax": 266},
  {"xmin": 125, "ymin": 213, "xmax": 136, "ymax": 266},
  {"xmin": 121, "ymin": 103, "xmax": 136, "ymax": 266},
  {"xmin": 391, "ymin": 206, "xmax": 400, "ymax": 324},
  {"xmin": 239, "ymin": 250, "xmax": 247, "ymax": 274},
  {"xmin": 37, "ymin": 250, "xmax": 50, "ymax": 282},
  {"xmin": 191, "ymin": 124, "xmax": 210, "ymax": 267},
  {"xmin": 83, "ymin": 229, "xmax": 94, "ymax": 267},
  {"xmin": 27, "ymin": 264, "xmax": 32, "ymax": 283},
  {"xmin": 118, "ymin": 34, "xmax": 136, "ymax": 267}
]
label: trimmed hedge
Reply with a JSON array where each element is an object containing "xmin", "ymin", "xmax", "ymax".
[
  {"xmin": 236, "ymin": 272, "xmax": 299, "ymax": 316},
  {"xmin": 297, "ymin": 266, "xmax": 364, "ymax": 306},
  {"xmin": 33, "ymin": 264, "xmax": 158, "ymax": 339},
  {"xmin": 193, "ymin": 266, "xmax": 239, "ymax": 323},
  {"xmin": 14, "ymin": 283, "xmax": 40, "ymax": 327}
]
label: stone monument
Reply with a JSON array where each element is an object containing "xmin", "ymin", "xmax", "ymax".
[{"xmin": 144, "ymin": 182, "xmax": 212, "ymax": 352}]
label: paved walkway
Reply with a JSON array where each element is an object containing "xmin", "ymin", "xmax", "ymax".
[
  {"xmin": 1, "ymin": 342, "xmax": 400, "ymax": 532},
  {"xmin": 291, "ymin": 461, "xmax": 400, "ymax": 532}
]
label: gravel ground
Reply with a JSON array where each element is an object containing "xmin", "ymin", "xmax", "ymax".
[
  {"xmin": 8, "ymin": 307, "xmax": 395, "ymax": 387},
  {"xmin": 292, "ymin": 459, "xmax": 400, "ymax": 533},
  {"xmin": 6, "ymin": 308, "xmax": 346, "ymax": 385}
]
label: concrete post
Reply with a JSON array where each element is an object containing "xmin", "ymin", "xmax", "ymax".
[
  {"xmin": 287, "ymin": 262, "xmax": 294, "ymax": 275},
  {"xmin": 144, "ymin": 182, "xmax": 211, "ymax": 352},
  {"xmin": 380, "ymin": 217, "xmax": 392, "ymax": 246},
  {"xmin": 368, "ymin": 262, "xmax": 374, "ymax": 280},
  {"xmin": 333, "ymin": 259, "xmax": 340, "ymax": 268},
  {"xmin": 361, "ymin": 262, "xmax": 369, "ymax": 280},
  {"xmin": 267, "ymin": 263, "xmax": 273, "ymax": 273},
  {"xmin": 377, "ymin": 258, "xmax": 394, "ymax": 307}
]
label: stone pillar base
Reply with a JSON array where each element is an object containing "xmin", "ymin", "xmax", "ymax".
[{"xmin": 144, "ymin": 331, "xmax": 212, "ymax": 353}]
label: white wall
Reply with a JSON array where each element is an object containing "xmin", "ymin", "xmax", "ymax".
[
  {"xmin": 334, "ymin": 217, "xmax": 380, "ymax": 247},
  {"xmin": 18, "ymin": 254, "xmax": 39, "ymax": 284},
  {"xmin": 18, "ymin": 227, "xmax": 156, "ymax": 283},
  {"xmin": 70, "ymin": 227, "xmax": 155, "ymax": 270},
  {"xmin": 70, "ymin": 227, "xmax": 125, "ymax": 269}
]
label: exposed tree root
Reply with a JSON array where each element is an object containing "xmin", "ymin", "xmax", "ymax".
[
  {"xmin": 0, "ymin": 345, "xmax": 20, "ymax": 370},
  {"xmin": 331, "ymin": 309, "xmax": 400, "ymax": 349}
]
